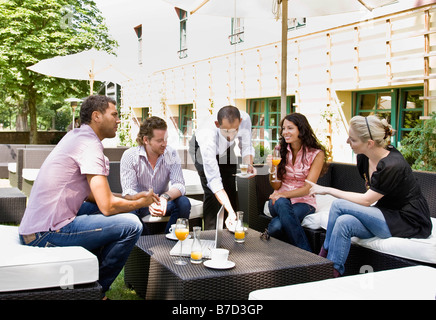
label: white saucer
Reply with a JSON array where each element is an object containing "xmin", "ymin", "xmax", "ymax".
[
  {"xmin": 165, "ymin": 233, "xmax": 177, "ymax": 240},
  {"xmin": 235, "ymin": 173, "xmax": 255, "ymax": 178},
  {"xmin": 165, "ymin": 233, "xmax": 191, "ymax": 241},
  {"xmin": 204, "ymin": 260, "xmax": 235, "ymax": 270}
]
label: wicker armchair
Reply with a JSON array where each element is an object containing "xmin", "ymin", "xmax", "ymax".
[
  {"xmin": 103, "ymin": 146, "xmax": 128, "ymax": 161},
  {"xmin": 0, "ymin": 187, "xmax": 27, "ymax": 224},
  {"xmin": 247, "ymin": 162, "xmax": 436, "ymax": 275},
  {"xmin": 8, "ymin": 147, "xmax": 55, "ymax": 190},
  {"xmin": 0, "ymin": 144, "xmax": 25, "ymax": 179}
]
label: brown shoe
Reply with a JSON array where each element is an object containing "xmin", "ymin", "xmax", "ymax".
[{"xmin": 260, "ymin": 228, "xmax": 270, "ymax": 240}]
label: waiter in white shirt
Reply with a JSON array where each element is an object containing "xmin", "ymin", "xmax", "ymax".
[{"xmin": 189, "ymin": 106, "xmax": 256, "ymax": 230}]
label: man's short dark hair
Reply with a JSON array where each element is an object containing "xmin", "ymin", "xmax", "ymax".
[
  {"xmin": 137, "ymin": 116, "xmax": 167, "ymax": 146},
  {"xmin": 80, "ymin": 95, "xmax": 116, "ymax": 125},
  {"xmin": 217, "ymin": 105, "xmax": 241, "ymax": 125}
]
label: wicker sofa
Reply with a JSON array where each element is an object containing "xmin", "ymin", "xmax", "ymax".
[
  {"xmin": 8, "ymin": 146, "xmax": 130, "ymax": 196},
  {"xmin": 248, "ymin": 162, "xmax": 436, "ymax": 276},
  {"xmin": 0, "ymin": 144, "xmax": 26, "ymax": 179},
  {"xmin": 8, "ymin": 146, "xmax": 55, "ymax": 190},
  {"xmin": 0, "ymin": 144, "xmax": 55, "ymax": 180}
]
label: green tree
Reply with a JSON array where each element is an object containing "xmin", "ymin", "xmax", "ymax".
[
  {"xmin": 0, "ymin": 0, "xmax": 117, "ymax": 143},
  {"xmin": 0, "ymin": 91, "xmax": 17, "ymax": 129}
]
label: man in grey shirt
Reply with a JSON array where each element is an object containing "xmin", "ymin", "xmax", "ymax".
[{"xmin": 121, "ymin": 116, "xmax": 191, "ymax": 234}]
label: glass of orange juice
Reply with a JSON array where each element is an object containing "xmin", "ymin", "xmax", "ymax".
[
  {"xmin": 234, "ymin": 211, "xmax": 245, "ymax": 243},
  {"xmin": 190, "ymin": 226, "xmax": 202, "ymax": 264},
  {"xmin": 174, "ymin": 218, "xmax": 189, "ymax": 265},
  {"xmin": 271, "ymin": 147, "xmax": 281, "ymax": 183}
]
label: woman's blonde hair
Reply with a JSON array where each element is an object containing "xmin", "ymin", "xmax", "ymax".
[{"xmin": 350, "ymin": 115, "xmax": 395, "ymax": 147}]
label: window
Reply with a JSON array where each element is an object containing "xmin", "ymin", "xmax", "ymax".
[
  {"xmin": 176, "ymin": 9, "xmax": 188, "ymax": 59},
  {"xmin": 230, "ymin": 18, "xmax": 244, "ymax": 45},
  {"xmin": 355, "ymin": 90, "xmax": 393, "ymax": 123},
  {"xmin": 134, "ymin": 25, "xmax": 143, "ymax": 65},
  {"xmin": 179, "ymin": 104, "xmax": 193, "ymax": 145},
  {"xmin": 398, "ymin": 89, "xmax": 424, "ymax": 140},
  {"xmin": 354, "ymin": 87, "xmax": 424, "ymax": 145},
  {"xmin": 249, "ymin": 96, "xmax": 294, "ymax": 150},
  {"xmin": 288, "ymin": 18, "xmax": 306, "ymax": 31},
  {"xmin": 141, "ymin": 107, "xmax": 150, "ymax": 122}
]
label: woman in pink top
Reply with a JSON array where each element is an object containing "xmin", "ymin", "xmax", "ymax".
[{"xmin": 264, "ymin": 113, "xmax": 328, "ymax": 252}]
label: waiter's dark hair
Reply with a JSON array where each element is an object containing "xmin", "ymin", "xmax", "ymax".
[{"xmin": 217, "ymin": 105, "xmax": 241, "ymax": 125}]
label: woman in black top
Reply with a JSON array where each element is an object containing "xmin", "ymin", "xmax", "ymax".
[{"xmin": 307, "ymin": 115, "xmax": 432, "ymax": 276}]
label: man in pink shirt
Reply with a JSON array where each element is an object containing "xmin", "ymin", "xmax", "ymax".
[{"xmin": 19, "ymin": 95, "xmax": 159, "ymax": 298}]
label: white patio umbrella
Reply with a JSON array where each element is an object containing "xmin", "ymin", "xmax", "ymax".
[
  {"xmin": 27, "ymin": 49, "xmax": 133, "ymax": 95},
  {"xmin": 173, "ymin": 0, "xmax": 397, "ymax": 18},
  {"xmin": 164, "ymin": 0, "xmax": 397, "ymax": 117}
]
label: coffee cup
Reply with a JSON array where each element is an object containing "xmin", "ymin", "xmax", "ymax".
[
  {"xmin": 210, "ymin": 248, "xmax": 229, "ymax": 264},
  {"xmin": 240, "ymin": 164, "xmax": 248, "ymax": 175},
  {"xmin": 168, "ymin": 224, "xmax": 176, "ymax": 237}
]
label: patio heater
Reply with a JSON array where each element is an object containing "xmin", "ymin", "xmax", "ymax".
[{"xmin": 65, "ymin": 98, "xmax": 83, "ymax": 131}]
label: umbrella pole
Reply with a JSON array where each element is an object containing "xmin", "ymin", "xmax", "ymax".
[
  {"xmin": 90, "ymin": 61, "xmax": 95, "ymax": 96},
  {"xmin": 281, "ymin": 0, "xmax": 288, "ymax": 119}
]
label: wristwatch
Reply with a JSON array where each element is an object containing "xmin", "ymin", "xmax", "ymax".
[{"xmin": 160, "ymin": 193, "xmax": 171, "ymax": 201}]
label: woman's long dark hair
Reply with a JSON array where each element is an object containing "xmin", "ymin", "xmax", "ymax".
[{"xmin": 277, "ymin": 113, "xmax": 329, "ymax": 180}]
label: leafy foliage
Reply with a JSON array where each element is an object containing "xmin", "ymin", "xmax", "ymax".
[
  {"xmin": 118, "ymin": 105, "xmax": 136, "ymax": 147},
  {"xmin": 253, "ymin": 143, "xmax": 270, "ymax": 164},
  {"xmin": 0, "ymin": 0, "xmax": 117, "ymax": 141},
  {"xmin": 399, "ymin": 112, "xmax": 436, "ymax": 172}
]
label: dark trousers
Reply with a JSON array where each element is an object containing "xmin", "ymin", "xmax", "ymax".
[{"xmin": 189, "ymin": 136, "xmax": 238, "ymax": 230}]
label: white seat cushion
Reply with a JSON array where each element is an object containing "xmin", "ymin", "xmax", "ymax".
[
  {"xmin": 264, "ymin": 196, "xmax": 436, "ymax": 264},
  {"xmin": 351, "ymin": 217, "xmax": 436, "ymax": 264},
  {"xmin": 0, "ymin": 225, "xmax": 98, "ymax": 292},
  {"xmin": 7, "ymin": 162, "xmax": 16, "ymax": 173},
  {"xmin": 182, "ymin": 169, "xmax": 204, "ymax": 196},
  {"xmin": 22, "ymin": 168, "xmax": 39, "ymax": 182},
  {"xmin": 301, "ymin": 194, "xmax": 336, "ymax": 230},
  {"xmin": 263, "ymin": 194, "xmax": 335, "ymax": 230},
  {"xmin": 249, "ymin": 266, "xmax": 436, "ymax": 300},
  {"xmin": 141, "ymin": 215, "xmax": 171, "ymax": 223},
  {"xmin": 142, "ymin": 197, "xmax": 203, "ymax": 223}
]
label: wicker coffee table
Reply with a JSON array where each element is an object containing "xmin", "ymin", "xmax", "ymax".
[{"xmin": 125, "ymin": 228, "xmax": 333, "ymax": 300}]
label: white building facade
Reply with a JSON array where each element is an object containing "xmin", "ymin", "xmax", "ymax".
[{"xmin": 120, "ymin": 0, "xmax": 436, "ymax": 164}]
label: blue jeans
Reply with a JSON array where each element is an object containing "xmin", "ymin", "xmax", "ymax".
[
  {"xmin": 268, "ymin": 198, "xmax": 315, "ymax": 252},
  {"xmin": 135, "ymin": 196, "xmax": 191, "ymax": 234},
  {"xmin": 323, "ymin": 199, "xmax": 392, "ymax": 275},
  {"xmin": 20, "ymin": 201, "xmax": 143, "ymax": 294}
]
